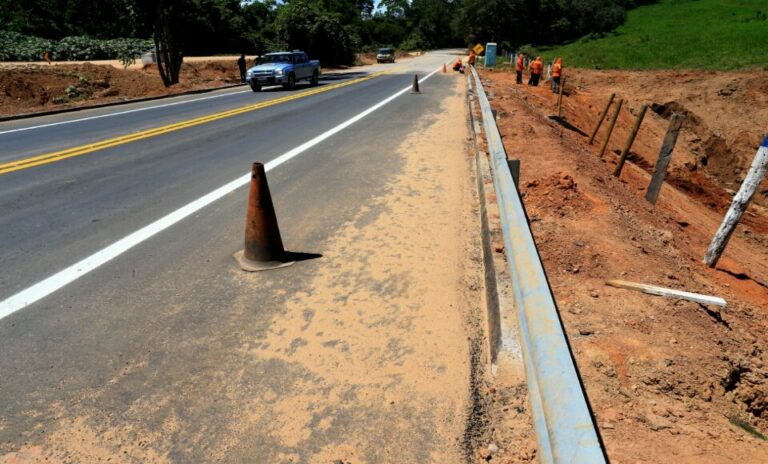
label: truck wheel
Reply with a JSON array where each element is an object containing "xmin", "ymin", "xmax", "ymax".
[
  {"xmin": 310, "ymin": 70, "xmax": 319, "ymax": 86},
  {"xmin": 250, "ymin": 83, "xmax": 261, "ymax": 92},
  {"xmin": 283, "ymin": 74, "xmax": 296, "ymax": 90}
]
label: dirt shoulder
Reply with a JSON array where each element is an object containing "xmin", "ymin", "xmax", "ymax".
[{"xmin": 480, "ymin": 67, "xmax": 768, "ymax": 462}]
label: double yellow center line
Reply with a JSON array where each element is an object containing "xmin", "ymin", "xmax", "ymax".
[{"xmin": 0, "ymin": 69, "xmax": 397, "ymax": 175}]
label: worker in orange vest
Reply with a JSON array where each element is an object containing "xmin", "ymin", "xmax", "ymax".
[
  {"xmin": 452, "ymin": 57, "xmax": 463, "ymax": 72},
  {"xmin": 468, "ymin": 50, "xmax": 476, "ymax": 66},
  {"xmin": 515, "ymin": 53, "xmax": 524, "ymax": 84},
  {"xmin": 528, "ymin": 56, "xmax": 543, "ymax": 86},
  {"xmin": 551, "ymin": 57, "xmax": 563, "ymax": 93}
]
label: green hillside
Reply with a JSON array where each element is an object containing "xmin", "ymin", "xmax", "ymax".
[{"xmin": 534, "ymin": 0, "xmax": 768, "ymax": 70}]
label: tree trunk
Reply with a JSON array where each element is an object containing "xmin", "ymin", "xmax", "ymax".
[{"xmin": 153, "ymin": 0, "xmax": 183, "ymax": 87}]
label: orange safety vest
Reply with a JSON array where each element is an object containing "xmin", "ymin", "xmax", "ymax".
[
  {"xmin": 530, "ymin": 59, "xmax": 543, "ymax": 75},
  {"xmin": 516, "ymin": 54, "xmax": 524, "ymax": 71},
  {"xmin": 552, "ymin": 59, "xmax": 562, "ymax": 77}
]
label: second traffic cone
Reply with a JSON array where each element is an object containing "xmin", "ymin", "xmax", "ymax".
[
  {"xmin": 411, "ymin": 74, "xmax": 420, "ymax": 94},
  {"xmin": 442, "ymin": 63, "xmax": 447, "ymax": 73},
  {"xmin": 234, "ymin": 162, "xmax": 295, "ymax": 272}
]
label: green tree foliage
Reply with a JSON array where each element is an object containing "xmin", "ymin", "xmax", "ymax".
[
  {"xmin": 274, "ymin": 0, "xmax": 357, "ymax": 65},
  {"xmin": 409, "ymin": 0, "xmax": 460, "ymax": 48},
  {"xmin": 1, "ymin": 0, "xmax": 660, "ymax": 72}
]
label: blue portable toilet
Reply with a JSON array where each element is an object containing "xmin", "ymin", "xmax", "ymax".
[{"xmin": 484, "ymin": 42, "xmax": 497, "ymax": 66}]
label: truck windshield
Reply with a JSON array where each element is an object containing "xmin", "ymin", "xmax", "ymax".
[
  {"xmin": 378, "ymin": 49, "xmax": 393, "ymax": 55},
  {"xmin": 259, "ymin": 54, "xmax": 292, "ymax": 64}
]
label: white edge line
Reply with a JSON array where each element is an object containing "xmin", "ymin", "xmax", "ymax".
[
  {"xmin": 0, "ymin": 66, "xmax": 442, "ymax": 318},
  {"xmin": 0, "ymin": 89, "xmax": 251, "ymax": 136}
]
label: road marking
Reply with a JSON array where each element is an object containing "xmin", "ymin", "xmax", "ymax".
[
  {"xmin": 0, "ymin": 90, "xmax": 251, "ymax": 136},
  {"xmin": 0, "ymin": 69, "xmax": 395, "ymax": 175},
  {"xmin": 0, "ymin": 66, "xmax": 443, "ymax": 318}
]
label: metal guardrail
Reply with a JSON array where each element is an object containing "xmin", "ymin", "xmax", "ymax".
[{"xmin": 470, "ymin": 66, "xmax": 606, "ymax": 463}]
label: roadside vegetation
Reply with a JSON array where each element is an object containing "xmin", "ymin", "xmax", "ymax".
[
  {"xmin": 7, "ymin": 0, "xmax": 757, "ymax": 85},
  {"xmin": 530, "ymin": 0, "xmax": 768, "ymax": 70},
  {"xmin": 1, "ymin": 0, "xmax": 654, "ymax": 65}
]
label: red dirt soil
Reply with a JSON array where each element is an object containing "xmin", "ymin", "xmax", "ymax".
[
  {"xmin": 0, "ymin": 61, "xmax": 243, "ymax": 116},
  {"xmin": 479, "ymin": 68, "xmax": 768, "ymax": 463}
]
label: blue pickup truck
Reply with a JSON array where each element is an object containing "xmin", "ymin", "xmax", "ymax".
[{"xmin": 245, "ymin": 51, "xmax": 321, "ymax": 92}]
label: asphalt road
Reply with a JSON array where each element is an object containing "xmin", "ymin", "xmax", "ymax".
[{"xmin": 0, "ymin": 51, "xmax": 470, "ymax": 462}]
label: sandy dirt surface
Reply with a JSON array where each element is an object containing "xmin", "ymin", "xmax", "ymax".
[
  {"xmin": 0, "ymin": 77, "xmax": 492, "ymax": 464},
  {"xmin": 479, "ymin": 67, "xmax": 768, "ymax": 462}
]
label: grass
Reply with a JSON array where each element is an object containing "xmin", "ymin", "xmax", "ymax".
[{"xmin": 532, "ymin": 0, "xmax": 768, "ymax": 70}]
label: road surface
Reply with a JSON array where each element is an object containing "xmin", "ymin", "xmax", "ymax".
[{"xmin": 0, "ymin": 51, "xmax": 486, "ymax": 463}]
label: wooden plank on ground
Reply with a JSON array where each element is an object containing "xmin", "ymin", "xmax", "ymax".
[{"xmin": 606, "ymin": 279, "xmax": 727, "ymax": 307}]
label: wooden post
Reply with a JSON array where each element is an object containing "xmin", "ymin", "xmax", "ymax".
[
  {"xmin": 507, "ymin": 159, "xmax": 521, "ymax": 188},
  {"xmin": 704, "ymin": 138, "xmax": 768, "ymax": 267},
  {"xmin": 557, "ymin": 76, "xmax": 566, "ymax": 118},
  {"xmin": 645, "ymin": 113, "xmax": 685, "ymax": 204},
  {"xmin": 598, "ymin": 98, "xmax": 623, "ymax": 158},
  {"xmin": 588, "ymin": 93, "xmax": 615, "ymax": 144},
  {"xmin": 613, "ymin": 104, "xmax": 648, "ymax": 177}
]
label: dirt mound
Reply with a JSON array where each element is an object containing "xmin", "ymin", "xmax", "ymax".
[
  {"xmin": 0, "ymin": 61, "xmax": 242, "ymax": 116},
  {"xmin": 480, "ymin": 67, "xmax": 768, "ymax": 463}
]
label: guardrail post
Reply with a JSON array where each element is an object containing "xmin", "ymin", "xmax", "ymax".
[
  {"xmin": 507, "ymin": 160, "xmax": 521, "ymax": 188},
  {"xmin": 613, "ymin": 104, "xmax": 648, "ymax": 177},
  {"xmin": 598, "ymin": 98, "xmax": 623, "ymax": 158},
  {"xmin": 588, "ymin": 93, "xmax": 615, "ymax": 144},
  {"xmin": 704, "ymin": 138, "xmax": 768, "ymax": 267},
  {"xmin": 556, "ymin": 76, "xmax": 566, "ymax": 118},
  {"xmin": 645, "ymin": 113, "xmax": 684, "ymax": 204}
]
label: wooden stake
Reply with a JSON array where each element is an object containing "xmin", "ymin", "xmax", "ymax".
[
  {"xmin": 557, "ymin": 76, "xmax": 566, "ymax": 118},
  {"xmin": 645, "ymin": 113, "xmax": 685, "ymax": 204},
  {"xmin": 588, "ymin": 93, "xmax": 615, "ymax": 144},
  {"xmin": 613, "ymin": 104, "xmax": 648, "ymax": 177},
  {"xmin": 598, "ymin": 98, "xmax": 623, "ymax": 158},
  {"xmin": 704, "ymin": 139, "xmax": 768, "ymax": 267},
  {"xmin": 606, "ymin": 280, "xmax": 726, "ymax": 307}
]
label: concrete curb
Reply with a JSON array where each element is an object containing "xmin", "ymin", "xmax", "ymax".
[
  {"xmin": 468, "ymin": 65, "xmax": 606, "ymax": 464},
  {"xmin": 0, "ymin": 83, "xmax": 247, "ymax": 123}
]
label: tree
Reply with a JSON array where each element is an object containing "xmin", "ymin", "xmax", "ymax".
[
  {"xmin": 151, "ymin": 0, "xmax": 185, "ymax": 86},
  {"xmin": 409, "ymin": 0, "xmax": 460, "ymax": 48},
  {"xmin": 274, "ymin": 0, "xmax": 356, "ymax": 65}
]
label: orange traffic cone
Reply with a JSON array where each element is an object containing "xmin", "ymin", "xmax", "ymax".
[
  {"xmin": 234, "ymin": 162, "xmax": 295, "ymax": 271},
  {"xmin": 442, "ymin": 63, "xmax": 447, "ymax": 73}
]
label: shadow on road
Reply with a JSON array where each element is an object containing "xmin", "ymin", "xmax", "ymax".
[
  {"xmin": 320, "ymin": 71, "xmax": 368, "ymax": 81},
  {"xmin": 284, "ymin": 251, "xmax": 323, "ymax": 262},
  {"xmin": 255, "ymin": 71, "xmax": 371, "ymax": 93}
]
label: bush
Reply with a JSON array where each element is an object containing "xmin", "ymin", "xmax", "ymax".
[
  {"xmin": 0, "ymin": 31, "xmax": 152, "ymax": 63},
  {"xmin": 0, "ymin": 31, "xmax": 54, "ymax": 61}
]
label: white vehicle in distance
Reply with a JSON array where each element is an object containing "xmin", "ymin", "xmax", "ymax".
[{"xmin": 376, "ymin": 48, "xmax": 395, "ymax": 64}]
